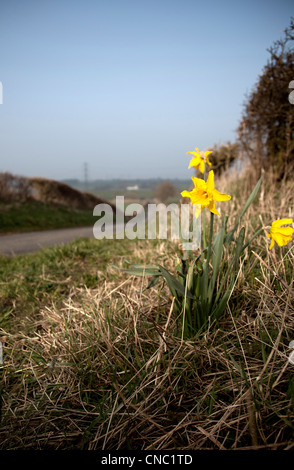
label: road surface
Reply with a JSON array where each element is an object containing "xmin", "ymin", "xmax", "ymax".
[{"xmin": 0, "ymin": 224, "xmax": 125, "ymax": 256}]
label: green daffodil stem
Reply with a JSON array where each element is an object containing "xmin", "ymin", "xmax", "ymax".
[
  {"xmin": 207, "ymin": 212, "xmax": 214, "ymax": 264},
  {"xmin": 202, "ymin": 214, "xmax": 207, "ymax": 251},
  {"xmin": 203, "ymin": 211, "xmax": 214, "ymax": 311},
  {"xmin": 202, "ymin": 165, "xmax": 207, "ymax": 250},
  {"xmin": 242, "ymin": 226, "xmax": 264, "ymax": 251}
]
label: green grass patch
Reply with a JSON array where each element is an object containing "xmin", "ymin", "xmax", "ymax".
[
  {"xmin": 0, "ymin": 200, "xmax": 100, "ymax": 233},
  {"xmin": 0, "ymin": 237, "xmax": 137, "ymax": 331}
]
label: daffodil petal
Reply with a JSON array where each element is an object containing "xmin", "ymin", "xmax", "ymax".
[
  {"xmin": 206, "ymin": 156, "xmax": 212, "ymax": 167},
  {"xmin": 199, "ymin": 159, "xmax": 205, "ymax": 174},
  {"xmin": 191, "ymin": 176, "xmax": 206, "ymax": 190},
  {"xmin": 187, "ymin": 151, "xmax": 200, "ymax": 156},
  {"xmin": 193, "ymin": 204, "xmax": 202, "ymax": 218},
  {"xmin": 271, "ymin": 230, "xmax": 293, "ymax": 246},
  {"xmin": 271, "ymin": 218, "xmax": 293, "ymax": 228},
  {"xmin": 189, "ymin": 192, "xmax": 210, "ymax": 206},
  {"xmin": 206, "ymin": 171, "xmax": 215, "ymax": 193},
  {"xmin": 212, "ymin": 189, "xmax": 231, "ymax": 201},
  {"xmin": 181, "ymin": 190, "xmax": 191, "ymax": 199},
  {"xmin": 274, "ymin": 234, "xmax": 288, "ymax": 246},
  {"xmin": 208, "ymin": 201, "xmax": 221, "ymax": 216},
  {"xmin": 204, "ymin": 151, "xmax": 212, "ymax": 165},
  {"xmin": 276, "ymin": 227, "xmax": 294, "ymax": 236},
  {"xmin": 188, "ymin": 156, "xmax": 201, "ymax": 169}
]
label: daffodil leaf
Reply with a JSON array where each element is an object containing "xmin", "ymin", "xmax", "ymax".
[
  {"xmin": 158, "ymin": 265, "xmax": 195, "ymax": 299},
  {"xmin": 207, "ymin": 223, "xmax": 226, "ymax": 305},
  {"xmin": 186, "ymin": 261, "xmax": 196, "ymax": 291},
  {"xmin": 136, "ymin": 275, "xmax": 160, "ymax": 293},
  {"xmin": 212, "ymin": 279, "xmax": 235, "ymax": 320},
  {"xmin": 112, "ymin": 264, "xmax": 162, "ymax": 277},
  {"xmin": 241, "ymin": 176, "xmax": 262, "ymax": 217},
  {"xmin": 287, "ymin": 376, "xmax": 294, "ymax": 413},
  {"xmin": 123, "ymin": 260, "xmax": 160, "ymax": 270}
]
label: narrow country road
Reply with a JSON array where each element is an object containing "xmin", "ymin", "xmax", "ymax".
[{"xmin": 0, "ymin": 224, "xmax": 125, "ymax": 256}]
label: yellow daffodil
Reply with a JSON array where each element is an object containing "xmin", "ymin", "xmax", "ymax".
[
  {"xmin": 187, "ymin": 147, "xmax": 212, "ymax": 174},
  {"xmin": 181, "ymin": 170, "xmax": 231, "ymax": 217},
  {"xmin": 266, "ymin": 218, "xmax": 294, "ymax": 250}
]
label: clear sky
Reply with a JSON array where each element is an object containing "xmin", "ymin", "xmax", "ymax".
[{"xmin": 0, "ymin": 0, "xmax": 293, "ymax": 181}]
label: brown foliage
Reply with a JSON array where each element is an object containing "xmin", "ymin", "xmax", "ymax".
[
  {"xmin": 0, "ymin": 172, "xmax": 31, "ymax": 202},
  {"xmin": 154, "ymin": 181, "xmax": 177, "ymax": 203},
  {"xmin": 208, "ymin": 141, "xmax": 241, "ymax": 176},
  {"xmin": 238, "ymin": 19, "xmax": 294, "ymax": 180}
]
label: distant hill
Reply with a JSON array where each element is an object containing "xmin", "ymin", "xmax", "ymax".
[
  {"xmin": 29, "ymin": 177, "xmax": 117, "ymax": 211},
  {"xmin": 0, "ymin": 172, "xmax": 118, "ymax": 213}
]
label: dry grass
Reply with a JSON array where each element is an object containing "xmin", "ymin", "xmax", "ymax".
[{"xmin": 0, "ymin": 170, "xmax": 294, "ymax": 450}]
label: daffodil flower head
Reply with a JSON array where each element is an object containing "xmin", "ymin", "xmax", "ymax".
[
  {"xmin": 267, "ymin": 218, "xmax": 294, "ymax": 250},
  {"xmin": 181, "ymin": 170, "xmax": 231, "ymax": 218},
  {"xmin": 187, "ymin": 147, "xmax": 212, "ymax": 174}
]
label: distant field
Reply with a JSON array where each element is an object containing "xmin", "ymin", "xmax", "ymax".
[
  {"xmin": 92, "ymin": 187, "xmax": 183, "ymax": 206},
  {"xmin": 65, "ymin": 178, "xmax": 191, "ymax": 203},
  {"xmin": 93, "ymin": 187, "xmax": 155, "ymax": 201}
]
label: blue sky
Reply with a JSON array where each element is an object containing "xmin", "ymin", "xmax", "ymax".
[{"xmin": 0, "ymin": 0, "xmax": 293, "ymax": 181}]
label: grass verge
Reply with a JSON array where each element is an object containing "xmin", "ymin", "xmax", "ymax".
[
  {"xmin": 0, "ymin": 170, "xmax": 293, "ymax": 450},
  {"xmin": 0, "ymin": 200, "xmax": 98, "ymax": 233}
]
